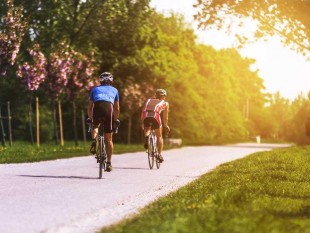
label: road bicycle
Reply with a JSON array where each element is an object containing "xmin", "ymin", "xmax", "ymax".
[
  {"xmin": 146, "ymin": 125, "xmax": 160, "ymax": 169},
  {"xmin": 88, "ymin": 120, "xmax": 120, "ymax": 179}
]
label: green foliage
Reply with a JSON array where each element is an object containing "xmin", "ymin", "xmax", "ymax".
[
  {"xmin": 100, "ymin": 146, "xmax": 310, "ymax": 233},
  {"xmin": 1, "ymin": 0, "xmax": 308, "ymax": 145},
  {"xmin": 194, "ymin": 0, "xmax": 310, "ymax": 56}
]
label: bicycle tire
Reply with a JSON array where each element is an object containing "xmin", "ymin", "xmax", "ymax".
[
  {"xmin": 147, "ymin": 134, "xmax": 154, "ymax": 169},
  {"xmin": 98, "ymin": 135, "xmax": 104, "ymax": 179},
  {"xmin": 155, "ymin": 144, "xmax": 160, "ymax": 169}
]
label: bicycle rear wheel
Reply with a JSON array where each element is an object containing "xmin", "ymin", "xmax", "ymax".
[
  {"xmin": 155, "ymin": 145, "xmax": 160, "ymax": 169},
  {"xmin": 98, "ymin": 136, "xmax": 104, "ymax": 179},
  {"xmin": 147, "ymin": 135, "xmax": 154, "ymax": 169}
]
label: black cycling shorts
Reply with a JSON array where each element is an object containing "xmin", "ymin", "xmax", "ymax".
[
  {"xmin": 143, "ymin": 117, "xmax": 160, "ymax": 129},
  {"xmin": 92, "ymin": 101, "xmax": 114, "ymax": 133}
]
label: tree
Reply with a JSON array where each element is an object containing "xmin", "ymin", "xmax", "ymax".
[
  {"xmin": 121, "ymin": 79, "xmax": 152, "ymax": 144},
  {"xmin": 194, "ymin": 0, "xmax": 310, "ymax": 56},
  {"xmin": 17, "ymin": 44, "xmax": 46, "ymax": 143},
  {"xmin": 11, "ymin": 0, "xmax": 105, "ymax": 52},
  {"xmin": 0, "ymin": 0, "xmax": 26, "ymax": 77},
  {"xmin": 65, "ymin": 50, "xmax": 97, "ymax": 146}
]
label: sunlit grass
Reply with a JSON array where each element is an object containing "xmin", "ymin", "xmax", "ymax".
[
  {"xmin": 100, "ymin": 146, "xmax": 310, "ymax": 233},
  {"xmin": 0, "ymin": 141, "xmax": 145, "ymax": 163}
]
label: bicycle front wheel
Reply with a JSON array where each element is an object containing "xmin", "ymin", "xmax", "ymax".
[{"xmin": 147, "ymin": 135, "xmax": 154, "ymax": 169}]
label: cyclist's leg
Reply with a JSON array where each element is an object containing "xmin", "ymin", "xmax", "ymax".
[
  {"xmin": 102, "ymin": 102, "xmax": 114, "ymax": 171},
  {"xmin": 143, "ymin": 118, "xmax": 152, "ymax": 149},
  {"xmin": 154, "ymin": 127, "xmax": 164, "ymax": 160},
  {"xmin": 91, "ymin": 102, "xmax": 107, "ymax": 154},
  {"xmin": 153, "ymin": 115, "xmax": 164, "ymax": 162},
  {"xmin": 104, "ymin": 132, "xmax": 113, "ymax": 162},
  {"xmin": 90, "ymin": 118, "xmax": 99, "ymax": 154}
]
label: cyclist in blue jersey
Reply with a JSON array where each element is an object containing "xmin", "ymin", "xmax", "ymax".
[{"xmin": 87, "ymin": 72, "xmax": 120, "ymax": 172}]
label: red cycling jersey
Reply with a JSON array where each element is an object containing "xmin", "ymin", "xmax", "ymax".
[{"xmin": 141, "ymin": 98, "xmax": 168, "ymax": 128}]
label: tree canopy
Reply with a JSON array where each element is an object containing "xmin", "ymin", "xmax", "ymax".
[
  {"xmin": 0, "ymin": 0, "xmax": 309, "ymax": 145},
  {"xmin": 194, "ymin": 0, "xmax": 310, "ymax": 56}
]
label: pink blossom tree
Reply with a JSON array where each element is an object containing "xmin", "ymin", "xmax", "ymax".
[
  {"xmin": 18, "ymin": 43, "xmax": 71, "ymax": 144},
  {"xmin": 122, "ymin": 79, "xmax": 153, "ymax": 144},
  {"xmin": 65, "ymin": 50, "xmax": 97, "ymax": 146},
  {"xmin": 18, "ymin": 42, "xmax": 97, "ymax": 144},
  {"xmin": 0, "ymin": 0, "xmax": 26, "ymax": 77},
  {"xmin": 17, "ymin": 44, "xmax": 46, "ymax": 143}
]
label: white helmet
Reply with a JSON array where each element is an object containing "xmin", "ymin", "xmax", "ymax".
[
  {"xmin": 99, "ymin": 72, "xmax": 113, "ymax": 83},
  {"xmin": 156, "ymin": 89, "xmax": 167, "ymax": 97}
]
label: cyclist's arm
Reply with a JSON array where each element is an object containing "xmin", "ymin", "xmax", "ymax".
[
  {"xmin": 114, "ymin": 101, "xmax": 120, "ymax": 120},
  {"xmin": 162, "ymin": 102, "xmax": 169, "ymax": 127},
  {"xmin": 88, "ymin": 100, "xmax": 94, "ymax": 120}
]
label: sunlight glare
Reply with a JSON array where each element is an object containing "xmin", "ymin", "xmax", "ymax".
[{"xmin": 150, "ymin": 0, "xmax": 310, "ymax": 100}]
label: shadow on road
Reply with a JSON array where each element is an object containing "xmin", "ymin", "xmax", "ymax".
[
  {"xmin": 113, "ymin": 167, "xmax": 149, "ymax": 170},
  {"xmin": 19, "ymin": 175, "xmax": 98, "ymax": 180}
]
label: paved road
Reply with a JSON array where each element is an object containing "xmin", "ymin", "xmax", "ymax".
[{"xmin": 0, "ymin": 143, "xmax": 291, "ymax": 233}]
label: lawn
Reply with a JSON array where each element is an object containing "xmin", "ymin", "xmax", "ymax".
[
  {"xmin": 0, "ymin": 141, "xmax": 145, "ymax": 163},
  {"xmin": 100, "ymin": 146, "xmax": 310, "ymax": 233}
]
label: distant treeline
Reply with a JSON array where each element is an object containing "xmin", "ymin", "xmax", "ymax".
[{"xmin": 0, "ymin": 0, "xmax": 309, "ymax": 145}]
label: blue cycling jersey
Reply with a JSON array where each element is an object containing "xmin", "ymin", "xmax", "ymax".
[{"xmin": 89, "ymin": 84, "xmax": 119, "ymax": 104}]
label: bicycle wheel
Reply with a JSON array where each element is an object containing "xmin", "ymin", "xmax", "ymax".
[
  {"xmin": 155, "ymin": 142, "xmax": 160, "ymax": 169},
  {"xmin": 147, "ymin": 134, "xmax": 154, "ymax": 169},
  {"xmin": 102, "ymin": 140, "xmax": 107, "ymax": 171},
  {"xmin": 98, "ymin": 135, "xmax": 104, "ymax": 179}
]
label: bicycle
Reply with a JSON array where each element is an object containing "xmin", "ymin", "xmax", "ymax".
[
  {"xmin": 146, "ymin": 124, "xmax": 161, "ymax": 169},
  {"xmin": 88, "ymin": 119, "xmax": 120, "ymax": 179}
]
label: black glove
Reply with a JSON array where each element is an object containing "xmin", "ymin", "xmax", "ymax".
[{"xmin": 113, "ymin": 119, "xmax": 121, "ymax": 134}]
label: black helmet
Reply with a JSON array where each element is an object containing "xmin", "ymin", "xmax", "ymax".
[
  {"xmin": 99, "ymin": 72, "xmax": 113, "ymax": 83},
  {"xmin": 155, "ymin": 89, "xmax": 167, "ymax": 98}
]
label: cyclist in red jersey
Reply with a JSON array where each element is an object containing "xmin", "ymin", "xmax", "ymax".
[{"xmin": 141, "ymin": 89, "xmax": 170, "ymax": 163}]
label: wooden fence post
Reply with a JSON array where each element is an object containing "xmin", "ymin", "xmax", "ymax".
[
  {"xmin": 0, "ymin": 105, "xmax": 6, "ymax": 147},
  {"xmin": 36, "ymin": 97, "xmax": 40, "ymax": 147},
  {"xmin": 81, "ymin": 110, "xmax": 86, "ymax": 147},
  {"xmin": 7, "ymin": 101, "xmax": 12, "ymax": 146},
  {"xmin": 58, "ymin": 101, "xmax": 64, "ymax": 146}
]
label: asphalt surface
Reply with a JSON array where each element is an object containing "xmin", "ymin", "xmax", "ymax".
[{"xmin": 0, "ymin": 143, "xmax": 291, "ymax": 233}]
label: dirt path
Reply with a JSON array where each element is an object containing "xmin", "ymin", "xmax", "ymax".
[{"xmin": 0, "ymin": 143, "xmax": 291, "ymax": 233}]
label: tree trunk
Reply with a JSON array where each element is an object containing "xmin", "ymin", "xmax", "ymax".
[
  {"xmin": 81, "ymin": 110, "xmax": 86, "ymax": 147},
  {"xmin": 28, "ymin": 96, "xmax": 34, "ymax": 145},
  {"xmin": 7, "ymin": 101, "xmax": 13, "ymax": 146},
  {"xmin": 36, "ymin": 97, "xmax": 40, "ymax": 147},
  {"xmin": 52, "ymin": 98, "xmax": 59, "ymax": 145},
  {"xmin": 0, "ymin": 106, "xmax": 6, "ymax": 147},
  {"xmin": 72, "ymin": 100, "xmax": 78, "ymax": 146},
  {"xmin": 58, "ymin": 101, "xmax": 64, "ymax": 146},
  {"xmin": 127, "ymin": 115, "xmax": 132, "ymax": 145}
]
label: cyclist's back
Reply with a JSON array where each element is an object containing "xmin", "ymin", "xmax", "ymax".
[
  {"xmin": 141, "ymin": 89, "xmax": 170, "ymax": 163},
  {"xmin": 88, "ymin": 72, "xmax": 120, "ymax": 172},
  {"xmin": 141, "ymin": 98, "xmax": 168, "ymax": 128}
]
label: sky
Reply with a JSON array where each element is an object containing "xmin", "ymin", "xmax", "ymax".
[{"xmin": 150, "ymin": 0, "xmax": 310, "ymax": 100}]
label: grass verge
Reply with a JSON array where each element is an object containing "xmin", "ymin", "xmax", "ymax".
[
  {"xmin": 100, "ymin": 146, "xmax": 310, "ymax": 233},
  {"xmin": 0, "ymin": 141, "xmax": 145, "ymax": 163}
]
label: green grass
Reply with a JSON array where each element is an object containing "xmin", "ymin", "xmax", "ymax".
[
  {"xmin": 100, "ymin": 146, "xmax": 310, "ymax": 233},
  {"xmin": 0, "ymin": 141, "xmax": 145, "ymax": 163}
]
